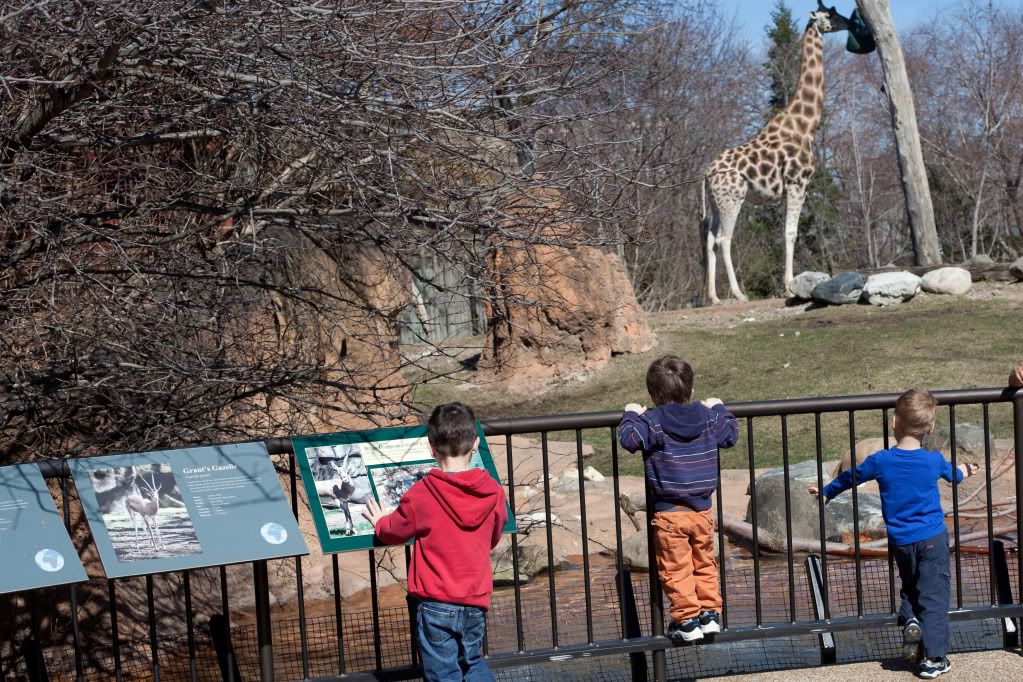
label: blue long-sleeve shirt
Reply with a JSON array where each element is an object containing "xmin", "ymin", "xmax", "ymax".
[
  {"xmin": 822, "ymin": 447, "xmax": 963, "ymax": 546},
  {"xmin": 618, "ymin": 402, "xmax": 738, "ymax": 512}
]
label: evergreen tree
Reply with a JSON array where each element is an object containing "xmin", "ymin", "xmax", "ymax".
[{"xmin": 765, "ymin": 0, "xmax": 802, "ymax": 115}]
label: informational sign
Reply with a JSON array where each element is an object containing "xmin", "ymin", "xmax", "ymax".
[
  {"xmin": 71, "ymin": 442, "xmax": 307, "ymax": 578},
  {"xmin": 293, "ymin": 424, "xmax": 515, "ymax": 553},
  {"xmin": 0, "ymin": 463, "xmax": 89, "ymax": 594}
]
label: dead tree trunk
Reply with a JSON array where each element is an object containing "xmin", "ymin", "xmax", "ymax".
[{"xmin": 856, "ymin": 0, "xmax": 942, "ymax": 266}]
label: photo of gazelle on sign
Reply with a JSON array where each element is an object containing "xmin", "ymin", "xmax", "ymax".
[{"xmin": 87, "ymin": 463, "xmax": 202, "ymax": 562}]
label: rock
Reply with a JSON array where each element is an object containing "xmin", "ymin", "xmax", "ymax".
[
  {"xmin": 923, "ymin": 424, "xmax": 995, "ymax": 459},
  {"xmin": 745, "ymin": 460, "xmax": 887, "ymax": 543},
  {"xmin": 1010, "ymin": 257, "xmax": 1023, "ymax": 282},
  {"xmin": 920, "ymin": 267, "xmax": 972, "ymax": 295},
  {"xmin": 811, "ymin": 272, "xmax": 866, "ymax": 305},
  {"xmin": 619, "ymin": 493, "xmax": 646, "ymax": 515},
  {"xmin": 826, "ymin": 493, "xmax": 887, "ymax": 542},
  {"xmin": 965, "ymin": 254, "xmax": 994, "ymax": 265},
  {"xmin": 583, "ymin": 466, "xmax": 605, "ymax": 482},
  {"xmin": 789, "ymin": 271, "xmax": 830, "ymax": 300},
  {"xmin": 553, "ymin": 467, "xmax": 581, "ymax": 492},
  {"xmin": 478, "ymin": 187, "xmax": 656, "ymax": 393},
  {"xmin": 492, "ymin": 545, "xmax": 570, "ymax": 586},
  {"xmin": 862, "ymin": 271, "xmax": 921, "ymax": 306}
]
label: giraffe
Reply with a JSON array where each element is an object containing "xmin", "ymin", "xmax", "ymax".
[{"xmin": 702, "ymin": 2, "xmax": 849, "ymax": 304}]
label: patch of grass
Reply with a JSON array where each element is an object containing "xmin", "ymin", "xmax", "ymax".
[{"xmin": 410, "ymin": 297, "xmax": 1023, "ymax": 475}]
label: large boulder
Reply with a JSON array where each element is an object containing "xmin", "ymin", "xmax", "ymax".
[
  {"xmin": 492, "ymin": 544, "xmax": 570, "ymax": 586},
  {"xmin": 920, "ymin": 267, "xmax": 972, "ymax": 295},
  {"xmin": 619, "ymin": 527, "xmax": 719, "ymax": 571},
  {"xmin": 811, "ymin": 272, "xmax": 866, "ymax": 305},
  {"xmin": 965, "ymin": 254, "xmax": 994, "ymax": 265},
  {"xmin": 745, "ymin": 460, "xmax": 887, "ymax": 543},
  {"xmin": 789, "ymin": 271, "xmax": 831, "ymax": 300},
  {"xmin": 1010, "ymin": 257, "xmax": 1023, "ymax": 282},
  {"xmin": 862, "ymin": 271, "xmax": 921, "ymax": 306},
  {"xmin": 479, "ymin": 187, "xmax": 655, "ymax": 393},
  {"xmin": 923, "ymin": 423, "xmax": 995, "ymax": 459}
]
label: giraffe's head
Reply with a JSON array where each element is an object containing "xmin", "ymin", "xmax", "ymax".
[{"xmin": 809, "ymin": 2, "xmax": 851, "ymax": 34}]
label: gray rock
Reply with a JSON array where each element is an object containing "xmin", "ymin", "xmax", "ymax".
[
  {"xmin": 619, "ymin": 493, "xmax": 646, "ymax": 515},
  {"xmin": 745, "ymin": 460, "xmax": 888, "ymax": 543},
  {"xmin": 811, "ymin": 271, "xmax": 866, "ymax": 305},
  {"xmin": 826, "ymin": 493, "xmax": 887, "ymax": 541},
  {"xmin": 1010, "ymin": 257, "xmax": 1023, "ymax": 282},
  {"xmin": 553, "ymin": 468, "xmax": 581, "ymax": 492},
  {"xmin": 492, "ymin": 545, "xmax": 570, "ymax": 586},
  {"xmin": 965, "ymin": 254, "xmax": 994, "ymax": 265},
  {"xmin": 862, "ymin": 271, "xmax": 921, "ymax": 306},
  {"xmin": 789, "ymin": 271, "xmax": 831, "ymax": 300},
  {"xmin": 920, "ymin": 267, "xmax": 972, "ymax": 295},
  {"xmin": 923, "ymin": 423, "xmax": 994, "ymax": 459},
  {"xmin": 583, "ymin": 466, "xmax": 605, "ymax": 482}
]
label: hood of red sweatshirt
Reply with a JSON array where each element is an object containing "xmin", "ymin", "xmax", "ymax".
[{"xmin": 422, "ymin": 468, "xmax": 501, "ymax": 530}]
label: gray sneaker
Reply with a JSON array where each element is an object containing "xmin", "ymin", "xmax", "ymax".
[
  {"xmin": 918, "ymin": 657, "xmax": 951, "ymax": 679},
  {"xmin": 902, "ymin": 618, "xmax": 922, "ymax": 665},
  {"xmin": 698, "ymin": 610, "xmax": 721, "ymax": 634}
]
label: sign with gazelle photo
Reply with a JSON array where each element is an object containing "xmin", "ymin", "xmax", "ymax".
[{"xmin": 71, "ymin": 442, "xmax": 307, "ymax": 578}]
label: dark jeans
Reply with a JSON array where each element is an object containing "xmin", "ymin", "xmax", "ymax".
[
  {"xmin": 415, "ymin": 599, "xmax": 494, "ymax": 682},
  {"xmin": 893, "ymin": 529, "xmax": 950, "ymax": 659}
]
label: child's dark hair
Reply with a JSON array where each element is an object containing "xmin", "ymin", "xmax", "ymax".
[
  {"xmin": 646, "ymin": 355, "xmax": 694, "ymax": 406},
  {"xmin": 427, "ymin": 402, "xmax": 478, "ymax": 458}
]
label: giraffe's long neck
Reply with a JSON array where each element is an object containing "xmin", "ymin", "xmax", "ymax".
[{"xmin": 773, "ymin": 24, "xmax": 825, "ymax": 138}]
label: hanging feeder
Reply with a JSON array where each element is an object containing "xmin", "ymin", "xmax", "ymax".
[{"xmin": 846, "ymin": 7, "xmax": 876, "ymax": 54}]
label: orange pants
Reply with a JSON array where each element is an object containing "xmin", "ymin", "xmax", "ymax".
[{"xmin": 652, "ymin": 509, "xmax": 722, "ymax": 623}]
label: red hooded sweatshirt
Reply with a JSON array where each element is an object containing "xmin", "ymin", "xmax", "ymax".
[{"xmin": 374, "ymin": 467, "xmax": 507, "ymax": 609}]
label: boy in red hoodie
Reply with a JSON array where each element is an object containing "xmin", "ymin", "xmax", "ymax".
[{"xmin": 363, "ymin": 402, "xmax": 507, "ymax": 682}]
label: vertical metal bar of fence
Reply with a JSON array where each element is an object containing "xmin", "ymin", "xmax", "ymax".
[
  {"xmin": 219, "ymin": 565, "xmax": 236, "ymax": 682},
  {"xmin": 404, "ymin": 546, "xmax": 419, "ymax": 667},
  {"xmin": 367, "ymin": 550, "xmax": 383, "ymax": 670},
  {"xmin": 983, "ymin": 405, "xmax": 996, "ymax": 607},
  {"xmin": 25, "ymin": 590, "xmax": 47, "ymax": 682},
  {"xmin": 253, "ymin": 561, "xmax": 274, "ymax": 682},
  {"xmin": 643, "ymin": 473, "xmax": 666, "ymax": 682},
  {"xmin": 147, "ymin": 574, "xmax": 160, "ymax": 681},
  {"xmin": 184, "ymin": 571, "xmax": 198, "ymax": 682},
  {"xmin": 332, "ymin": 555, "xmax": 345, "ymax": 673},
  {"xmin": 883, "ymin": 408, "xmax": 896, "ymax": 615},
  {"xmin": 610, "ymin": 429, "xmax": 629, "ymax": 638},
  {"xmin": 288, "ymin": 454, "xmax": 310, "ymax": 680},
  {"xmin": 539, "ymin": 432, "xmax": 559, "ymax": 648},
  {"xmin": 504, "ymin": 434, "xmax": 525, "ymax": 652},
  {"xmin": 714, "ymin": 426, "xmax": 729, "ymax": 630},
  {"xmin": 847, "ymin": 411, "xmax": 863, "ymax": 618},
  {"xmin": 1013, "ymin": 393, "xmax": 1023, "ymax": 643},
  {"xmin": 812, "ymin": 414, "xmax": 830, "ymax": 619},
  {"xmin": 59, "ymin": 478, "xmax": 84, "ymax": 682},
  {"xmin": 746, "ymin": 417, "xmax": 763, "ymax": 626},
  {"xmin": 109, "ymin": 580, "xmax": 123, "ymax": 682},
  {"xmin": 949, "ymin": 405, "xmax": 963, "ymax": 609},
  {"xmin": 781, "ymin": 415, "xmax": 795, "ymax": 623},
  {"xmin": 574, "ymin": 429, "xmax": 594, "ymax": 644}
]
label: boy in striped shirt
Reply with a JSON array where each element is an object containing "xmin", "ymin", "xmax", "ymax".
[{"xmin": 618, "ymin": 355, "xmax": 739, "ymax": 643}]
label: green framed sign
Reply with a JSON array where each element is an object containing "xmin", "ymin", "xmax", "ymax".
[
  {"xmin": 0, "ymin": 463, "xmax": 89, "ymax": 594},
  {"xmin": 71, "ymin": 442, "xmax": 308, "ymax": 578},
  {"xmin": 293, "ymin": 424, "xmax": 515, "ymax": 553}
]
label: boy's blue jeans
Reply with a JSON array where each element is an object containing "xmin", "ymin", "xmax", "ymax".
[
  {"xmin": 893, "ymin": 529, "xmax": 950, "ymax": 659},
  {"xmin": 415, "ymin": 599, "xmax": 494, "ymax": 681}
]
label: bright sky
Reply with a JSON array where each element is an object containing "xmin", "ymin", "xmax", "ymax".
[{"xmin": 718, "ymin": 0, "xmax": 1022, "ymax": 46}]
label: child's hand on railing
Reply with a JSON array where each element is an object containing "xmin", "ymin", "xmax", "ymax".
[
  {"xmin": 958, "ymin": 462, "xmax": 980, "ymax": 478},
  {"xmin": 623, "ymin": 403, "xmax": 647, "ymax": 415},
  {"xmin": 700, "ymin": 397, "xmax": 723, "ymax": 408},
  {"xmin": 807, "ymin": 486, "xmax": 830, "ymax": 505}
]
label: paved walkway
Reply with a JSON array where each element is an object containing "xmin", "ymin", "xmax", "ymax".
[{"xmin": 712, "ymin": 648, "xmax": 1023, "ymax": 681}]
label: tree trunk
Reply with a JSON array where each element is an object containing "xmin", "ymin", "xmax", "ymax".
[{"xmin": 856, "ymin": 0, "xmax": 942, "ymax": 265}]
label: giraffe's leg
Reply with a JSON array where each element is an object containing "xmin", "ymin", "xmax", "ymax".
[
  {"xmin": 717, "ymin": 200, "xmax": 747, "ymax": 302},
  {"xmin": 705, "ymin": 214, "xmax": 719, "ymax": 305},
  {"xmin": 783, "ymin": 185, "xmax": 807, "ymax": 295}
]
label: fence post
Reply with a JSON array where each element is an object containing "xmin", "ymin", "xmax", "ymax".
[
  {"xmin": 992, "ymin": 540, "xmax": 1019, "ymax": 649},
  {"xmin": 23, "ymin": 592, "xmax": 49, "ymax": 682},
  {"xmin": 805, "ymin": 556, "xmax": 836, "ymax": 664},
  {"xmin": 253, "ymin": 561, "xmax": 274, "ymax": 682},
  {"xmin": 1014, "ymin": 393, "xmax": 1023, "ymax": 651},
  {"xmin": 210, "ymin": 614, "xmax": 243, "ymax": 682},
  {"xmin": 643, "ymin": 481, "xmax": 667, "ymax": 682},
  {"xmin": 618, "ymin": 569, "xmax": 648, "ymax": 682}
]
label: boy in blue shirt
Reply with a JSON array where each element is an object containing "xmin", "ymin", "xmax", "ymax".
[{"xmin": 809, "ymin": 388, "xmax": 977, "ymax": 679}]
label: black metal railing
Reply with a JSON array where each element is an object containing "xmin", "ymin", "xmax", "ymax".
[{"xmin": 2, "ymin": 387, "xmax": 1021, "ymax": 682}]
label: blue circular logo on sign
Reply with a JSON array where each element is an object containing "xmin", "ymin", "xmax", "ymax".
[
  {"xmin": 260, "ymin": 522, "xmax": 287, "ymax": 545},
  {"xmin": 35, "ymin": 549, "xmax": 65, "ymax": 572}
]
